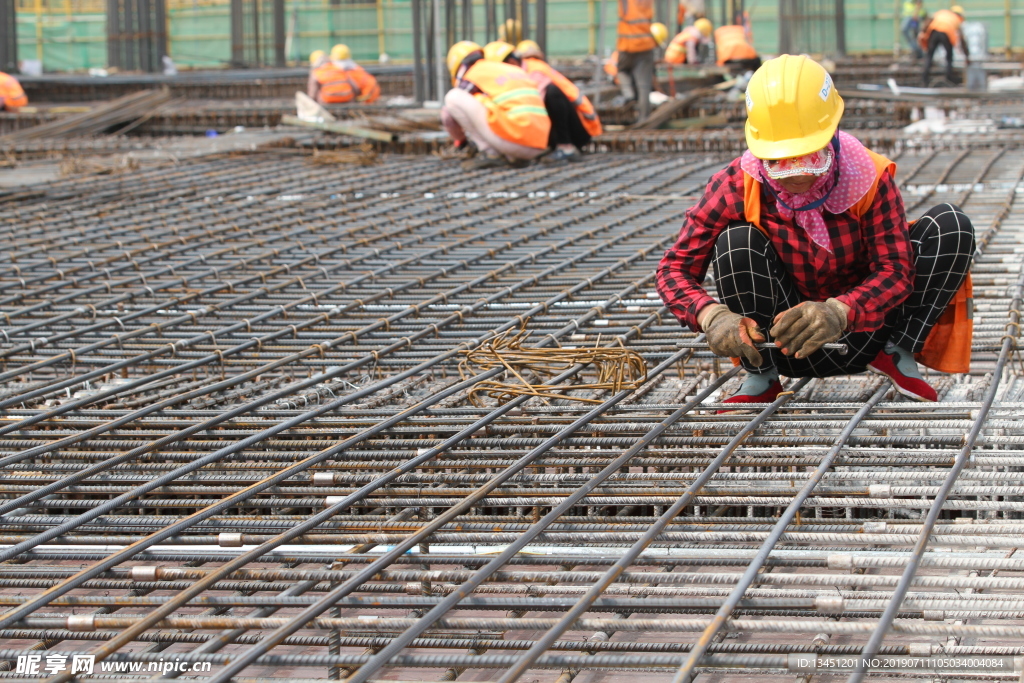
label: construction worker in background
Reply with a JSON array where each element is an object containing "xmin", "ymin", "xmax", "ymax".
[
  {"xmin": 657, "ymin": 55, "xmax": 975, "ymax": 408},
  {"xmin": 514, "ymin": 40, "xmax": 603, "ymax": 161},
  {"xmin": 0, "ymin": 72, "xmax": 27, "ymax": 112},
  {"xmin": 441, "ymin": 41, "xmax": 550, "ymax": 170},
  {"xmin": 616, "ymin": 0, "xmax": 660, "ymax": 121},
  {"xmin": 920, "ymin": 5, "xmax": 967, "ymax": 85},
  {"xmin": 665, "ymin": 17, "xmax": 713, "ymax": 65},
  {"xmin": 714, "ymin": 23, "xmax": 760, "ymax": 71},
  {"xmin": 309, "ymin": 44, "xmax": 381, "ymax": 105},
  {"xmin": 902, "ymin": 0, "xmax": 927, "ymax": 58}
]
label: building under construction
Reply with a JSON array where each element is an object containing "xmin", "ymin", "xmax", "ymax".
[{"xmin": 3, "ymin": 0, "xmax": 1024, "ymax": 679}]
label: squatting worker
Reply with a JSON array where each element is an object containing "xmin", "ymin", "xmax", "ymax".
[
  {"xmin": 665, "ymin": 18, "xmax": 713, "ymax": 66},
  {"xmin": 513, "ymin": 40, "xmax": 603, "ymax": 162},
  {"xmin": 656, "ymin": 55, "xmax": 975, "ymax": 408},
  {"xmin": 616, "ymin": 0, "xmax": 659, "ymax": 121},
  {"xmin": 0, "ymin": 72, "xmax": 27, "ymax": 112},
  {"xmin": 308, "ymin": 44, "xmax": 381, "ymax": 105},
  {"xmin": 919, "ymin": 5, "xmax": 967, "ymax": 85},
  {"xmin": 441, "ymin": 41, "xmax": 550, "ymax": 170}
]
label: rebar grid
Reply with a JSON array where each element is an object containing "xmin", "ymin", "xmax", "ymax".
[{"xmin": 0, "ymin": 146, "xmax": 1021, "ymax": 683}]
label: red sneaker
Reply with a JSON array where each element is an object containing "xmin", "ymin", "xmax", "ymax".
[
  {"xmin": 717, "ymin": 380, "xmax": 784, "ymax": 414},
  {"xmin": 867, "ymin": 348, "xmax": 937, "ymax": 402}
]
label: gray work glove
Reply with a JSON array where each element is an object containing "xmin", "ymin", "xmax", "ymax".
[
  {"xmin": 770, "ymin": 298, "xmax": 848, "ymax": 360},
  {"xmin": 701, "ymin": 303, "xmax": 765, "ymax": 367}
]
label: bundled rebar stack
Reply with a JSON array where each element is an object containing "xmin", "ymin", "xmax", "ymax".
[{"xmin": 0, "ymin": 146, "xmax": 1021, "ymax": 682}]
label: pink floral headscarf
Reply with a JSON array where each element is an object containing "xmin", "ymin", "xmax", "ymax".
[{"xmin": 739, "ymin": 130, "xmax": 877, "ymax": 253}]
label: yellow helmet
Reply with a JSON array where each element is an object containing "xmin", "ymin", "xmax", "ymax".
[
  {"xmin": 651, "ymin": 22, "xmax": 669, "ymax": 46},
  {"xmin": 950, "ymin": 4, "xmax": 964, "ymax": 14},
  {"xmin": 309, "ymin": 49, "xmax": 326, "ymax": 66},
  {"xmin": 694, "ymin": 18, "xmax": 713, "ymax": 37},
  {"xmin": 499, "ymin": 18, "xmax": 522, "ymax": 44},
  {"xmin": 447, "ymin": 40, "xmax": 483, "ymax": 79},
  {"xmin": 483, "ymin": 40, "xmax": 516, "ymax": 63},
  {"xmin": 330, "ymin": 44, "xmax": 351, "ymax": 61},
  {"xmin": 744, "ymin": 54, "xmax": 845, "ymax": 160},
  {"xmin": 515, "ymin": 39, "xmax": 544, "ymax": 59}
]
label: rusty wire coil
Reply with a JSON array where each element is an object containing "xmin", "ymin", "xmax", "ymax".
[{"xmin": 458, "ymin": 326, "xmax": 648, "ymax": 405}]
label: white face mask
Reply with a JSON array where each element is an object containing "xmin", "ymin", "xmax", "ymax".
[{"xmin": 761, "ymin": 146, "xmax": 834, "ymax": 180}]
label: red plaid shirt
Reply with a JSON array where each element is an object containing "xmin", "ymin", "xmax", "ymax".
[{"xmin": 656, "ymin": 157, "xmax": 914, "ymax": 333}]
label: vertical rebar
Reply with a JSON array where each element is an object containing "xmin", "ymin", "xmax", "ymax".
[
  {"xmin": 505, "ymin": 0, "xmax": 516, "ymax": 35},
  {"xmin": 252, "ymin": 0, "xmax": 261, "ymax": 67},
  {"xmin": 153, "ymin": 0, "xmax": 167, "ymax": 64},
  {"xmin": 446, "ymin": 0, "xmax": 457, "ymax": 50},
  {"xmin": 486, "ymin": 0, "xmax": 496, "ymax": 41},
  {"xmin": 535, "ymin": 0, "xmax": 546, "ymax": 53},
  {"xmin": 434, "ymin": 0, "xmax": 447, "ymax": 102},
  {"xmin": 462, "ymin": 0, "xmax": 474, "ymax": 40},
  {"xmin": 834, "ymin": 0, "xmax": 846, "ymax": 56},
  {"xmin": 0, "ymin": 0, "xmax": 16, "ymax": 72},
  {"xmin": 412, "ymin": 0, "xmax": 426, "ymax": 102},
  {"xmin": 106, "ymin": 0, "xmax": 120, "ymax": 70},
  {"xmin": 123, "ymin": 0, "xmax": 136, "ymax": 70},
  {"xmin": 230, "ymin": 0, "xmax": 245, "ymax": 66},
  {"xmin": 272, "ymin": 0, "xmax": 286, "ymax": 66},
  {"xmin": 136, "ymin": 0, "xmax": 152, "ymax": 72}
]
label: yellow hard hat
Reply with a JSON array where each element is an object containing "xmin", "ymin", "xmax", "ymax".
[
  {"xmin": 499, "ymin": 18, "xmax": 522, "ymax": 44},
  {"xmin": 694, "ymin": 18, "xmax": 713, "ymax": 37},
  {"xmin": 744, "ymin": 54, "xmax": 845, "ymax": 160},
  {"xmin": 447, "ymin": 40, "xmax": 483, "ymax": 79},
  {"xmin": 309, "ymin": 50, "xmax": 326, "ymax": 66},
  {"xmin": 950, "ymin": 4, "xmax": 964, "ymax": 14},
  {"xmin": 483, "ymin": 40, "xmax": 516, "ymax": 63},
  {"xmin": 515, "ymin": 39, "xmax": 544, "ymax": 59},
  {"xmin": 330, "ymin": 44, "xmax": 351, "ymax": 61},
  {"xmin": 651, "ymin": 22, "xmax": 669, "ymax": 46}
]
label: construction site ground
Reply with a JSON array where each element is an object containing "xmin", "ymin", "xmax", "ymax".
[{"xmin": 0, "ymin": 56, "xmax": 1023, "ymax": 682}]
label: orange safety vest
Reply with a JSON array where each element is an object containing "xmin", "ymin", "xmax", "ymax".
[
  {"xmin": 349, "ymin": 68, "xmax": 381, "ymax": 103},
  {"xmin": 463, "ymin": 60, "xmax": 551, "ymax": 150},
  {"xmin": 521, "ymin": 57, "xmax": 603, "ymax": 137},
  {"xmin": 714, "ymin": 25, "xmax": 758, "ymax": 65},
  {"xmin": 741, "ymin": 149, "xmax": 972, "ymax": 374},
  {"xmin": 0, "ymin": 72, "xmax": 27, "ymax": 111},
  {"xmin": 665, "ymin": 25, "xmax": 702, "ymax": 65},
  {"xmin": 314, "ymin": 63, "xmax": 358, "ymax": 103},
  {"xmin": 922, "ymin": 8, "xmax": 962, "ymax": 47},
  {"xmin": 617, "ymin": 0, "xmax": 657, "ymax": 53}
]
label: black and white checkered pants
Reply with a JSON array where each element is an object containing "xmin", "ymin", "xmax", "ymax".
[{"xmin": 712, "ymin": 203, "xmax": 975, "ymax": 378}]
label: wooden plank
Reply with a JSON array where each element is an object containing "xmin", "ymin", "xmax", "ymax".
[
  {"xmin": 664, "ymin": 114, "xmax": 729, "ymax": 129},
  {"xmin": 280, "ymin": 115, "xmax": 398, "ymax": 142},
  {"xmin": 630, "ymin": 87, "xmax": 715, "ymax": 130}
]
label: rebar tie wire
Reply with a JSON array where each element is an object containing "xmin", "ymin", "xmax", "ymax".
[{"xmin": 458, "ymin": 325, "xmax": 647, "ymax": 405}]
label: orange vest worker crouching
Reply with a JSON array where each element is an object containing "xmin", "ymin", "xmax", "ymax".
[
  {"xmin": 308, "ymin": 44, "xmax": 381, "ymax": 105},
  {"xmin": 440, "ymin": 41, "xmax": 550, "ymax": 170}
]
